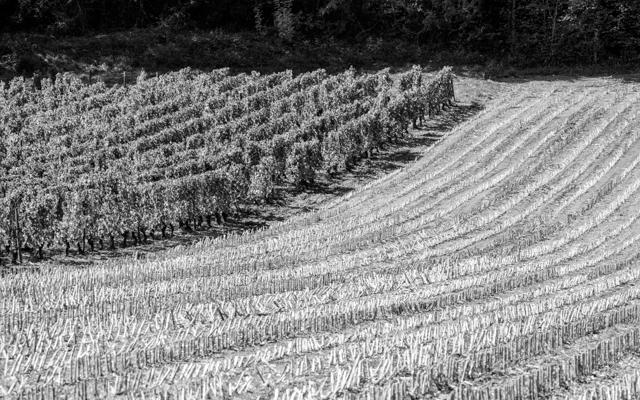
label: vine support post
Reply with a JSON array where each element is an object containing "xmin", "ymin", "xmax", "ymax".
[{"xmin": 14, "ymin": 206, "xmax": 22, "ymax": 264}]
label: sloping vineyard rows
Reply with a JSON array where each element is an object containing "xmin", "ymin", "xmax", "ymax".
[
  {"xmin": 0, "ymin": 66, "xmax": 454, "ymax": 261},
  {"xmin": 1, "ymin": 78, "xmax": 640, "ymax": 399}
]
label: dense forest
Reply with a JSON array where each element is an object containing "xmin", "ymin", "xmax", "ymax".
[{"xmin": 1, "ymin": 0, "xmax": 639, "ymax": 66}]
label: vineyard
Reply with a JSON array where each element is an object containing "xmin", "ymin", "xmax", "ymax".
[
  {"xmin": 0, "ymin": 66, "xmax": 454, "ymax": 262},
  {"xmin": 3, "ymin": 72, "xmax": 640, "ymax": 400}
]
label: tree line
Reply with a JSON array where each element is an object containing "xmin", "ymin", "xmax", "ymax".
[{"xmin": 1, "ymin": 0, "xmax": 639, "ymax": 66}]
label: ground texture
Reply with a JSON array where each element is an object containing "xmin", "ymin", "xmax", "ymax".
[{"xmin": 2, "ymin": 77, "xmax": 640, "ymax": 399}]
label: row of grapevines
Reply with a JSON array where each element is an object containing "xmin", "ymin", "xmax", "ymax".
[{"xmin": 0, "ymin": 66, "xmax": 454, "ymax": 262}]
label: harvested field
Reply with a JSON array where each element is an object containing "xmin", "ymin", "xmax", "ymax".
[{"xmin": 2, "ymin": 77, "xmax": 640, "ymax": 399}]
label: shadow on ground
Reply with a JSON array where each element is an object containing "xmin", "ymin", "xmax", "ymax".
[{"xmin": 263, "ymin": 102, "xmax": 484, "ymax": 215}]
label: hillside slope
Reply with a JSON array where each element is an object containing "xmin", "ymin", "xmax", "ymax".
[{"xmin": 3, "ymin": 78, "xmax": 640, "ymax": 399}]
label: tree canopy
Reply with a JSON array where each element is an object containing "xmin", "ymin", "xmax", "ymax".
[{"xmin": 1, "ymin": 0, "xmax": 639, "ymax": 65}]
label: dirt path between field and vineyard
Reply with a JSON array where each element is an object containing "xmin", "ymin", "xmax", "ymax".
[{"xmin": 0, "ymin": 76, "xmax": 506, "ymax": 270}]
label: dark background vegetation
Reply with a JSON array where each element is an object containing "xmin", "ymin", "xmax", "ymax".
[
  {"xmin": 2, "ymin": 0, "xmax": 640, "ymax": 64},
  {"xmin": 0, "ymin": 0, "xmax": 639, "ymax": 80}
]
